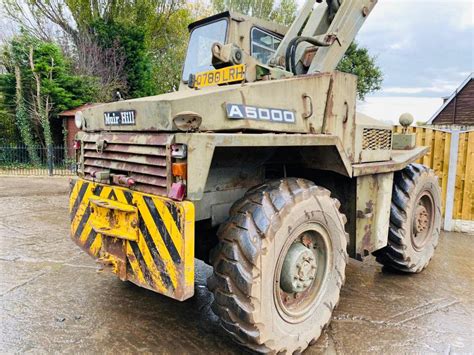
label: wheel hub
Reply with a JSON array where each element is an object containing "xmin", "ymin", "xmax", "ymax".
[
  {"xmin": 275, "ymin": 223, "xmax": 331, "ymax": 323},
  {"xmin": 414, "ymin": 205, "xmax": 429, "ymax": 234},
  {"xmin": 280, "ymin": 243, "xmax": 317, "ymax": 293},
  {"xmin": 411, "ymin": 192, "xmax": 435, "ymax": 250}
]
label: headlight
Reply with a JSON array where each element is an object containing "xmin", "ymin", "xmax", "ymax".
[
  {"xmin": 74, "ymin": 111, "xmax": 83, "ymax": 129},
  {"xmin": 171, "ymin": 144, "xmax": 187, "ymax": 158}
]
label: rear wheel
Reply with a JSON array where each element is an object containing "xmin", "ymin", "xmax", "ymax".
[
  {"xmin": 208, "ymin": 178, "xmax": 348, "ymax": 353},
  {"xmin": 374, "ymin": 164, "xmax": 441, "ymax": 273}
]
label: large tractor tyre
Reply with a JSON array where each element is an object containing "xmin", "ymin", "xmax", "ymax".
[
  {"xmin": 208, "ymin": 178, "xmax": 348, "ymax": 353},
  {"xmin": 374, "ymin": 164, "xmax": 441, "ymax": 273}
]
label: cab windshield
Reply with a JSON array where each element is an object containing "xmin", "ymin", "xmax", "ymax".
[{"xmin": 182, "ymin": 19, "xmax": 228, "ymax": 82}]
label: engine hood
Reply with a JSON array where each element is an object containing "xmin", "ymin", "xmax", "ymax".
[{"xmin": 79, "ymin": 72, "xmax": 345, "ymax": 134}]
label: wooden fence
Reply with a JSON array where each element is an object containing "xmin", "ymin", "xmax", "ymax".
[{"xmin": 394, "ymin": 126, "xmax": 474, "ymax": 229}]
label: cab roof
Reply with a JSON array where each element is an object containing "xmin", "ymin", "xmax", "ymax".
[{"xmin": 188, "ymin": 11, "xmax": 288, "ymax": 37}]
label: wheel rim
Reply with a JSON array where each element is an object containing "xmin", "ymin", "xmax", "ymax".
[
  {"xmin": 411, "ymin": 190, "xmax": 435, "ymax": 251},
  {"xmin": 274, "ymin": 222, "xmax": 332, "ymax": 323}
]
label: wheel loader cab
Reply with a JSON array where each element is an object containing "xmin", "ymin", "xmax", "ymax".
[{"xmin": 179, "ymin": 11, "xmax": 287, "ymax": 90}]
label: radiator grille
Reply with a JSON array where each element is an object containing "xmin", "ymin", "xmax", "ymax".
[
  {"xmin": 362, "ymin": 128, "xmax": 392, "ymax": 150},
  {"xmin": 80, "ymin": 133, "xmax": 173, "ymax": 196}
]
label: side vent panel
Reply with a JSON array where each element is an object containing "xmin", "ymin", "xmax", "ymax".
[{"xmin": 362, "ymin": 128, "xmax": 392, "ymax": 151}]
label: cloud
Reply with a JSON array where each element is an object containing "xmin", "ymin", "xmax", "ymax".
[
  {"xmin": 387, "ymin": 38, "xmax": 412, "ymax": 51},
  {"xmin": 360, "ymin": 0, "xmax": 473, "ymax": 32},
  {"xmin": 383, "ymin": 84, "xmax": 459, "ymax": 95},
  {"xmin": 380, "ymin": 74, "xmax": 469, "ymax": 96},
  {"xmin": 452, "ymin": 1, "xmax": 474, "ymax": 29},
  {"xmin": 296, "ymin": 0, "xmax": 473, "ymax": 100},
  {"xmin": 355, "ymin": 0, "xmax": 473, "ymax": 98},
  {"xmin": 358, "ymin": 96, "xmax": 444, "ymax": 124}
]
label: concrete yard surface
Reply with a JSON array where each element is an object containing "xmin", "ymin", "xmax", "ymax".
[{"xmin": 0, "ymin": 177, "xmax": 473, "ymax": 354}]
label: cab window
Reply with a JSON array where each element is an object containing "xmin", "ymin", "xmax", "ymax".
[
  {"xmin": 250, "ymin": 27, "xmax": 282, "ymax": 64},
  {"xmin": 182, "ymin": 19, "xmax": 228, "ymax": 82}
]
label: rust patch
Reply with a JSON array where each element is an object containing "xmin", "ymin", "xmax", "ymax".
[
  {"xmin": 356, "ymin": 223, "xmax": 373, "ymax": 261},
  {"xmin": 79, "ymin": 132, "xmax": 173, "ymax": 196},
  {"xmin": 322, "ymin": 76, "xmax": 335, "ymax": 134}
]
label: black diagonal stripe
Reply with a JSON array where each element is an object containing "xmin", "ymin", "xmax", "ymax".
[
  {"xmin": 93, "ymin": 185, "xmax": 104, "ymax": 196},
  {"xmin": 129, "ymin": 241, "xmax": 155, "ymax": 289},
  {"xmin": 71, "ymin": 182, "xmax": 89, "ymax": 219},
  {"xmin": 123, "ymin": 190, "xmax": 133, "ymax": 204},
  {"xmin": 108, "ymin": 190, "xmax": 117, "ymax": 201},
  {"xmin": 83, "ymin": 229, "xmax": 98, "ymax": 251},
  {"xmin": 143, "ymin": 196, "xmax": 181, "ymax": 264},
  {"xmin": 69, "ymin": 180, "xmax": 77, "ymax": 197},
  {"xmin": 138, "ymin": 218, "xmax": 174, "ymax": 290},
  {"xmin": 75, "ymin": 205, "xmax": 91, "ymax": 239},
  {"xmin": 166, "ymin": 202, "xmax": 181, "ymax": 229}
]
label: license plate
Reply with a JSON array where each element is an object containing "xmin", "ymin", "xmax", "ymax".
[
  {"xmin": 192, "ymin": 64, "xmax": 245, "ymax": 89},
  {"xmin": 104, "ymin": 110, "xmax": 136, "ymax": 126}
]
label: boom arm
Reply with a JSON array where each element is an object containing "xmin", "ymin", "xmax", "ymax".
[{"xmin": 270, "ymin": 0, "xmax": 377, "ymax": 75}]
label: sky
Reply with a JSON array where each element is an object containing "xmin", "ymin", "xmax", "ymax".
[{"xmin": 298, "ymin": 0, "xmax": 474, "ymax": 123}]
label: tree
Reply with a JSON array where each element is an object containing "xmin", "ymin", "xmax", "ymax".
[
  {"xmin": 70, "ymin": 32, "xmax": 127, "ymax": 102},
  {"xmin": 336, "ymin": 42, "xmax": 383, "ymax": 100},
  {"xmin": 89, "ymin": 19, "xmax": 155, "ymax": 98},
  {"xmin": 0, "ymin": 90, "xmax": 18, "ymax": 145},
  {"xmin": 150, "ymin": 7, "xmax": 194, "ymax": 93},
  {"xmin": 14, "ymin": 64, "xmax": 39, "ymax": 162},
  {"xmin": 0, "ymin": 34, "xmax": 98, "ymax": 149},
  {"xmin": 212, "ymin": 0, "xmax": 297, "ymax": 26},
  {"xmin": 2, "ymin": 0, "xmax": 191, "ymax": 98},
  {"xmin": 271, "ymin": 0, "xmax": 298, "ymax": 26},
  {"xmin": 2, "ymin": 0, "xmax": 184, "ymax": 41}
]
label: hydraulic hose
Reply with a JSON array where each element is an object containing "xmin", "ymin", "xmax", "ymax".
[
  {"xmin": 285, "ymin": 0, "xmax": 342, "ymax": 74},
  {"xmin": 285, "ymin": 36, "xmax": 331, "ymax": 74}
]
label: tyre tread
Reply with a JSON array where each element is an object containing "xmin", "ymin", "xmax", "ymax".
[
  {"xmin": 208, "ymin": 178, "xmax": 348, "ymax": 353},
  {"xmin": 374, "ymin": 164, "xmax": 441, "ymax": 273}
]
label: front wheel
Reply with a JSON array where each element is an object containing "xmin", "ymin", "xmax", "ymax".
[
  {"xmin": 374, "ymin": 164, "xmax": 442, "ymax": 273},
  {"xmin": 207, "ymin": 178, "xmax": 348, "ymax": 353}
]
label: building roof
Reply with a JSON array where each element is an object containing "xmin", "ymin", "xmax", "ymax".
[
  {"xmin": 427, "ymin": 73, "xmax": 473, "ymax": 124},
  {"xmin": 58, "ymin": 103, "xmax": 100, "ymax": 117}
]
